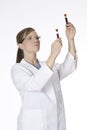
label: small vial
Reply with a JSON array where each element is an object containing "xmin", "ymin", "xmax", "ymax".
[
  {"xmin": 56, "ymin": 29, "xmax": 59, "ymax": 38},
  {"xmin": 64, "ymin": 14, "xmax": 68, "ymax": 24}
]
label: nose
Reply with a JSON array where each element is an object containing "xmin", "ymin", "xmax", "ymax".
[{"xmin": 35, "ymin": 38, "xmax": 38, "ymax": 41}]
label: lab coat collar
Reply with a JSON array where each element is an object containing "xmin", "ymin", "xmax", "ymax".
[{"xmin": 21, "ymin": 59, "xmax": 43, "ymax": 74}]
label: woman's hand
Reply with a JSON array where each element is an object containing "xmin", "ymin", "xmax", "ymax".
[
  {"xmin": 65, "ymin": 22, "xmax": 76, "ymax": 41},
  {"xmin": 51, "ymin": 38, "xmax": 62, "ymax": 59}
]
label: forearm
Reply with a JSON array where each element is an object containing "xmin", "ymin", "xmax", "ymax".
[
  {"xmin": 46, "ymin": 38, "xmax": 62, "ymax": 69},
  {"xmin": 68, "ymin": 39, "xmax": 76, "ymax": 58},
  {"xmin": 46, "ymin": 54, "xmax": 56, "ymax": 69}
]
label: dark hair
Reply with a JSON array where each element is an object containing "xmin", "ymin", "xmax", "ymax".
[{"xmin": 16, "ymin": 27, "xmax": 35, "ymax": 63}]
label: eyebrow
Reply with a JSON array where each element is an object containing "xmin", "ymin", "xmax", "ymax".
[{"xmin": 26, "ymin": 35, "xmax": 40, "ymax": 38}]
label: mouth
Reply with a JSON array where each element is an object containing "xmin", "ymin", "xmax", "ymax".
[{"xmin": 34, "ymin": 43, "xmax": 40, "ymax": 46}]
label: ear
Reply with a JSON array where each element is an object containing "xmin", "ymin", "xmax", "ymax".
[{"xmin": 18, "ymin": 43, "xmax": 24, "ymax": 50}]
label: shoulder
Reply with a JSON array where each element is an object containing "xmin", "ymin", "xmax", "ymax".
[
  {"xmin": 11, "ymin": 62, "xmax": 30, "ymax": 75},
  {"xmin": 11, "ymin": 62, "xmax": 23, "ymax": 70},
  {"xmin": 11, "ymin": 63, "xmax": 20, "ymax": 71}
]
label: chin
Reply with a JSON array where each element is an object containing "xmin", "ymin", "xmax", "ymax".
[
  {"xmin": 35, "ymin": 46, "xmax": 40, "ymax": 51},
  {"xmin": 33, "ymin": 49, "xmax": 39, "ymax": 54},
  {"xmin": 36, "ymin": 48, "xmax": 40, "ymax": 52}
]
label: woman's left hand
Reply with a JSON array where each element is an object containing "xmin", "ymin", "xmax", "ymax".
[{"xmin": 65, "ymin": 22, "xmax": 76, "ymax": 41}]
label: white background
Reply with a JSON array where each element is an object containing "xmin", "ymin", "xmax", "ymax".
[{"xmin": 0, "ymin": 0, "xmax": 87, "ymax": 130}]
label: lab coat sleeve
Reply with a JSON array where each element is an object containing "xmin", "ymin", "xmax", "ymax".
[
  {"xmin": 55, "ymin": 52, "xmax": 77, "ymax": 81},
  {"xmin": 11, "ymin": 63, "xmax": 53, "ymax": 92}
]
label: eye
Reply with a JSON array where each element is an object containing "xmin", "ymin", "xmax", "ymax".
[{"xmin": 27, "ymin": 37, "xmax": 32, "ymax": 40}]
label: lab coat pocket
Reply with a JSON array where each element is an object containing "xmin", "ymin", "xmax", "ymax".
[{"xmin": 21, "ymin": 109, "xmax": 46, "ymax": 130}]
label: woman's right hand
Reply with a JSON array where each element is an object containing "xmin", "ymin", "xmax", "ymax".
[
  {"xmin": 51, "ymin": 38, "xmax": 62, "ymax": 59},
  {"xmin": 46, "ymin": 38, "xmax": 62, "ymax": 69}
]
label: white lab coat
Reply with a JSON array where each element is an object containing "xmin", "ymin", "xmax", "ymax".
[{"xmin": 11, "ymin": 52, "xmax": 77, "ymax": 130}]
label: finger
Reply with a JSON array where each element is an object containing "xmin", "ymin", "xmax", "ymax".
[
  {"xmin": 57, "ymin": 41, "xmax": 62, "ymax": 47},
  {"xmin": 66, "ymin": 23, "xmax": 74, "ymax": 29},
  {"xmin": 58, "ymin": 44, "xmax": 62, "ymax": 51},
  {"xmin": 56, "ymin": 38, "xmax": 62, "ymax": 42}
]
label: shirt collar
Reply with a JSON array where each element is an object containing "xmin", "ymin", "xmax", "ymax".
[{"xmin": 21, "ymin": 59, "xmax": 41, "ymax": 70}]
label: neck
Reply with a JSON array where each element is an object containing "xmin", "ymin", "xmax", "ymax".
[{"xmin": 24, "ymin": 53, "xmax": 38, "ymax": 65}]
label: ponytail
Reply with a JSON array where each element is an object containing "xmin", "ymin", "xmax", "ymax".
[{"xmin": 16, "ymin": 48, "xmax": 24, "ymax": 63}]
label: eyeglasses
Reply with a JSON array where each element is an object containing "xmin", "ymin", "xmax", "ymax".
[
  {"xmin": 21, "ymin": 35, "xmax": 40, "ymax": 43},
  {"xmin": 26, "ymin": 35, "xmax": 40, "ymax": 41}
]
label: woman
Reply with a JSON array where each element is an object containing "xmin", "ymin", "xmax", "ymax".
[{"xmin": 11, "ymin": 22, "xmax": 77, "ymax": 130}]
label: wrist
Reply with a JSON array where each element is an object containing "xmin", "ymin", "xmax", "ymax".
[
  {"xmin": 68, "ymin": 38, "xmax": 74, "ymax": 42},
  {"xmin": 68, "ymin": 38, "xmax": 74, "ymax": 45}
]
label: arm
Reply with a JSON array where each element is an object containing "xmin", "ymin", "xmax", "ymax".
[
  {"xmin": 65, "ymin": 22, "xmax": 77, "ymax": 58},
  {"xmin": 56, "ymin": 23, "xmax": 77, "ymax": 80},
  {"xmin": 46, "ymin": 22, "xmax": 77, "ymax": 70}
]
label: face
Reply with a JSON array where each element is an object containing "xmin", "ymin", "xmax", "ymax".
[{"xmin": 19, "ymin": 31, "xmax": 40, "ymax": 55}]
